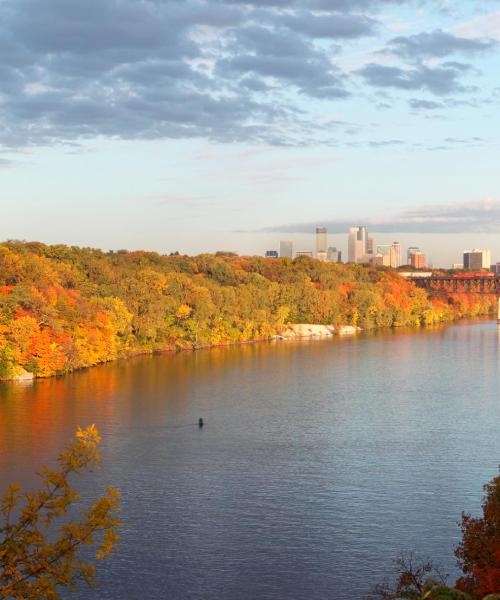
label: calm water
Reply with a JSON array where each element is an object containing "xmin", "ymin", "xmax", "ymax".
[{"xmin": 2, "ymin": 320, "xmax": 500, "ymax": 599}]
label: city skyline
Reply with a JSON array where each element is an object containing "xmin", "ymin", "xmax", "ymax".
[{"xmin": 264, "ymin": 225, "xmax": 500, "ymax": 270}]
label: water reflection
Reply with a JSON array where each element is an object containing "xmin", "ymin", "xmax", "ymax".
[{"xmin": 1, "ymin": 320, "xmax": 500, "ymax": 599}]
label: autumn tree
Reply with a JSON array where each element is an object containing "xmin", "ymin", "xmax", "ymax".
[
  {"xmin": 0, "ymin": 425, "xmax": 120, "ymax": 599},
  {"xmin": 455, "ymin": 471, "xmax": 500, "ymax": 597},
  {"xmin": 365, "ymin": 553, "xmax": 470, "ymax": 600}
]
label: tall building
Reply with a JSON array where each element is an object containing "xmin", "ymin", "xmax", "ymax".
[
  {"xmin": 392, "ymin": 242, "xmax": 401, "ymax": 268},
  {"xmin": 327, "ymin": 247, "xmax": 342, "ymax": 263},
  {"xmin": 367, "ymin": 237, "xmax": 374, "ymax": 255},
  {"xmin": 280, "ymin": 240, "xmax": 293, "ymax": 258},
  {"xmin": 409, "ymin": 250, "xmax": 427, "ymax": 269},
  {"xmin": 463, "ymin": 249, "xmax": 491, "ymax": 270},
  {"xmin": 407, "ymin": 247, "xmax": 420, "ymax": 265},
  {"xmin": 348, "ymin": 226, "xmax": 368, "ymax": 263},
  {"xmin": 375, "ymin": 242, "xmax": 403, "ymax": 268},
  {"xmin": 316, "ymin": 227, "xmax": 327, "ymax": 256}
]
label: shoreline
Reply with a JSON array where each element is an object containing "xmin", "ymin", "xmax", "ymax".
[{"xmin": 1, "ymin": 313, "xmax": 496, "ymax": 383}]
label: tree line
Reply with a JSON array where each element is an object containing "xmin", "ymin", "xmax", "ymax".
[{"xmin": 0, "ymin": 241, "xmax": 495, "ymax": 379}]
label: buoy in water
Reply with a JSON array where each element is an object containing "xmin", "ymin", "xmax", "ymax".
[{"xmin": 198, "ymin": 418, "xmax": 204, "ymax": 428}]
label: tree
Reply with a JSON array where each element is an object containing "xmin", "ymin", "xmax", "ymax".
[
  {"xmin": 0, "ymin": 425, "xmax": 120, "ymax": 599},
  {"xmin": 456, "ymin": 471, "xmax": 500, "ymax": 597},
  {"xmin": 365, "ymin": 553, "xmax": 469, "ymax": 600}
]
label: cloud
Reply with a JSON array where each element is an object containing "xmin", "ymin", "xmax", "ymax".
[
  {"xmin": 278, "ymin": 12, "xmax": 376, "ymax": 39},
  {"xmin": 409, "ymin": 98, "xmax": 445, "ymax": 109},
  {"xmin": 357, "ymin": 62, "xmax": 474, "ymax": 95},
  {"xmin": 0, "ymin": 0, "xmax": 496, "ymax": 148},
  {"xmin": 217, "ymin": 24, "xmax": 351, "ymax": 99},
  {"xmin": 261, "ymin": 198, "xmax": 500, "ymax": 234},
  {"xmin": 384, "ymin": 29, "xmax": 497, "ymax": 60}
]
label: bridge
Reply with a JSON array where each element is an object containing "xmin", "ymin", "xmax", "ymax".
[
  {"xmin": 409, "ymin": 274, "xmax": 500, "ymax": 295},
  {"xmin": 404, "ymin": 273, "xmax": 500, "ymax": 322}
]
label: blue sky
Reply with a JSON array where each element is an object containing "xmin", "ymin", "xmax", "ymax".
[{"xmin": 1, "ymin": 0, "xmax": 499, "ymax": 266}]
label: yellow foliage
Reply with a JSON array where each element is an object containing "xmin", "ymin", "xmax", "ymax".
[
  {"xmin": 175, "ymin": 304, "xmax": 192, "ymax": 319},
  {"xmin": 0, "ymin": 425, "xmax": 120, "ymax": 599}
]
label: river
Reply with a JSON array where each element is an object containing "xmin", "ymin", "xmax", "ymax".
[{"xmin": 1, "ymin": 320, "xmax": 500, "ymax": 599}]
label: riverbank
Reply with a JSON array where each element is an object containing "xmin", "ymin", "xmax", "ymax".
[
  {"xmin": 0, "ymin": 241, "xmax": 497, "ymax": 381},
  {"xmin": 3, "ymin": 314, "xmax": 497, "ymax": 382}
]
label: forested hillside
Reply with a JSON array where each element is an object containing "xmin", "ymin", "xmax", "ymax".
[{"xmin": 0, "ymin": 241, "xmax": 495, "ymax": 379}]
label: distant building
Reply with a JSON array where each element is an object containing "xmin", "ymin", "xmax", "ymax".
[
  {"xmin": 369, "ymin": 254, "xmax": 385, "ymax": 266},
  {"xmin": 280, "ymin": 240, "xmax": 293, "ymax": 258},
  {"xmin": 451, "ymin": 263, "xmax": 464, "ymax": 270},
  {"xmin": 409, "ymin": 250, "xmax": 427, "ymax": 269},
  {"xmin": 376, "ymin": 245, "xmax": 392, "ymax": 267},
  {"xmin": 265, "ymin": 250, "xmax": 279, "ymax": 258},
  {"xmin": 295, "ymin": 251, "xmax": 313, "ymax": 258},
  {"xmin": 392, "ymin": 242, "xmax": 401, "ymax": 268},
  {"xmin": 407, "ymin": 247, "xmax": 420, "ymax": 265},
  {"xmin": 316, "ymin": 227, "xmax": 327, "ymax": 256},
  {"xmin": 317, "ymin": 251, "xmax": 328, "ymax": 262},
  {"xmin": 463, "ymin": 249, "xmax": 490, "ymax": 271},
  {"xmin": 367, "ymin": 237, "xmax": 374, "ymax": 255},
  {"xmin": 348, "ymin": 226, "xmax": 368, "ymax": 263},
  {"xmin": 407, "ymin": 247, "xmax": 427, "ymax": 269},
  {"xmin": 492, "ymin": 263, "xmax": 500, "ymax": 275},
  {"xmin": 327, "ymin": 247, "xmax": 342, "ymax": 263}
]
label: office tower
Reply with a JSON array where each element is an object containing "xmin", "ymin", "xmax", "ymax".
[
  {"xmin": 367, "ymin": 237, "xmax": 374, "ymax": 255},
  {"xmin": 409, "ymin": 250, "xmax": 427, "ymax": 269},
  {"xmin": 280, "ymin": 240, "xmax": 293, "ymax": 258},
  {"xmin": 316, "ymin": 227, "xmax": 327, "ymax": 256},
  {"xmin": 348, "ymin": 226, "xmax": 367, "ymax": 263},
  {"xmin": 327, "ymin": 247, "xmax": 341, "ymax": 263},
  {"xmin": 463, "ymin": 249, "xmax": 491, "ymax": 270},
  {"xmin": 391, "ymin": 242, "xmax": 401, "ymax": 268},
  {"xmin": 265, "ymin": 250, "xmax": 279, "ymax": 258},
  {"xmin": 407, "ymin": 247, "xmax": 420, "ymax": 265}
]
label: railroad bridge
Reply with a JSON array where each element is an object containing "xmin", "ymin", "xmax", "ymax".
[{"xmin": 406, "ymin": 273, "xmax": 500, "ymax": 321}]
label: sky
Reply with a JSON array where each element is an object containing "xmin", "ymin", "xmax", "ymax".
[{"xmin": 0, "ymin": 0, "xmax": 499, "ymax": 267}]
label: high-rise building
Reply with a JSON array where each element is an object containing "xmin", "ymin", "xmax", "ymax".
[
  {"xmin": 367, "ymin": 237, "xmax": 374, "ymax": 255},
  {"xmin": 327, "ymin": 247, "xmax": 342, "ymax": 263},
  {"xmin": 463, "ymin": 249, "xmax": 491, "ymax": 270},
  {"xmin": 407, "ymin": 247, "xmax": 420, "ymax": 265},
  {"xmin": 316, "ymin": 227, "xmax": 327, "ymax": 256},
  {"xmin": 280, "ymin": 240, "xmax": 293, "ymax": 258},
  {"xmin": 265, "ymin": 250, "xmax": 278, "ymax": 258},
  {"xmin": 409, "ymin": 250, "xmax": 427, "ymax": 269},
  {"xmin": 374, "ymin": 242, "xmax": 402, "ymax": 268},
  {"xmin": 348, "ymin": 226, "xmax": 368, "ymax": 263},
  {"xmin": 392, "ymin": 242, "xmax": 401, "ymax": 268}
]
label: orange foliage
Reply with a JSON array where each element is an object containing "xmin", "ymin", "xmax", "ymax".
[{"xmin": 455, "ymin": 472, "xmax": 500, "ymax": 597}]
